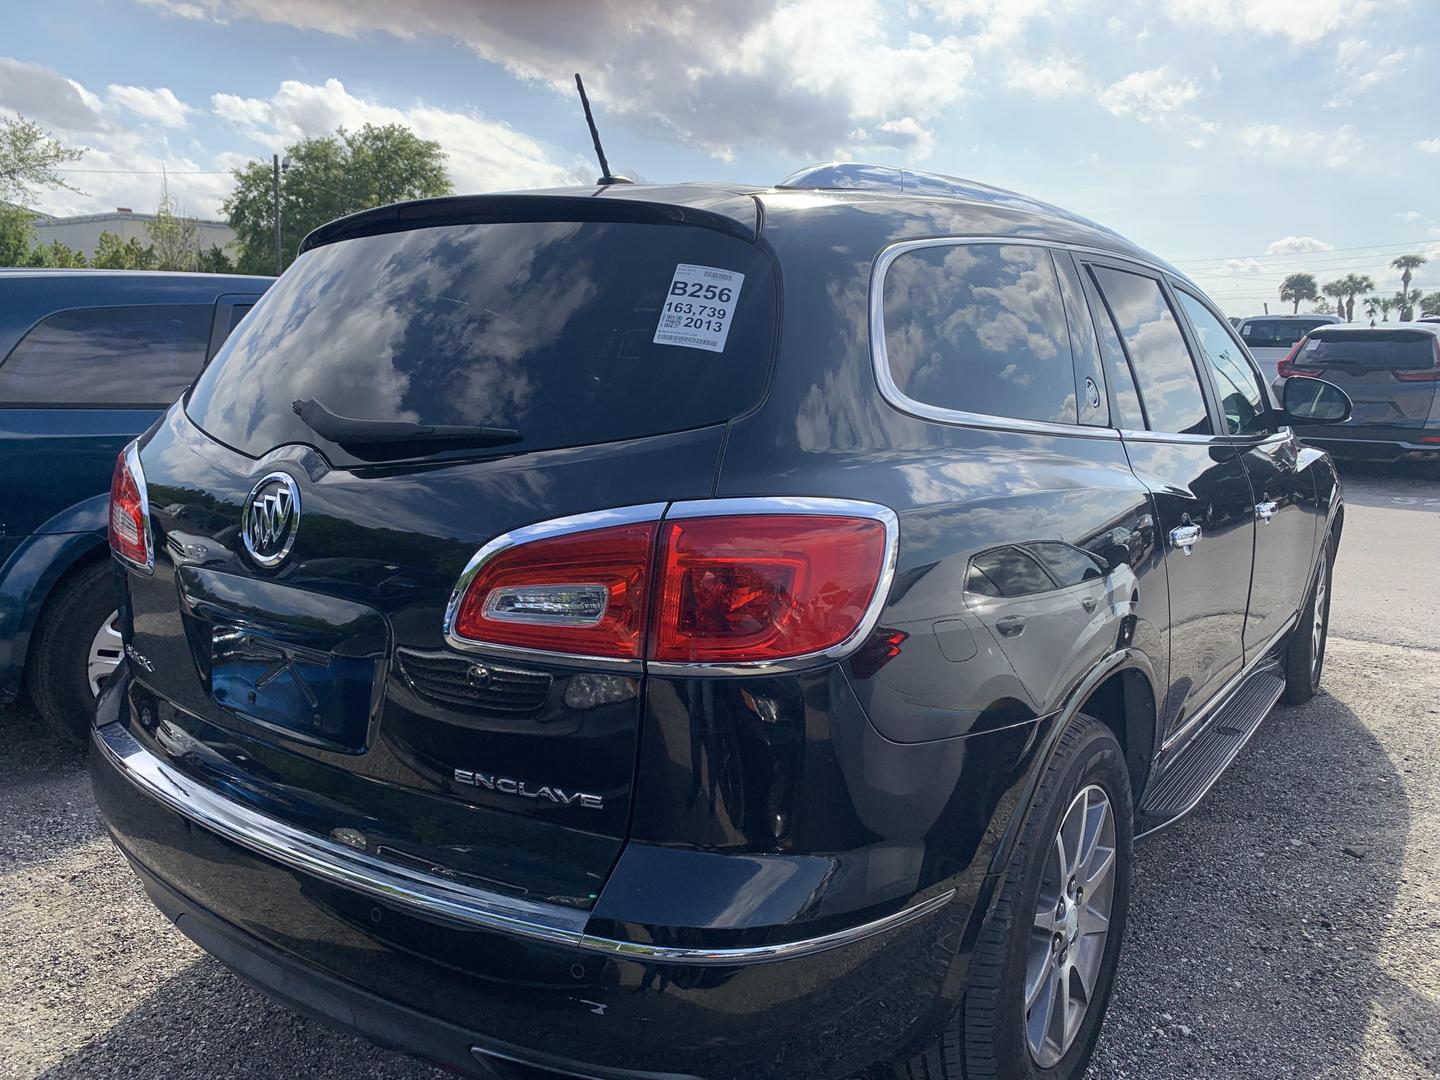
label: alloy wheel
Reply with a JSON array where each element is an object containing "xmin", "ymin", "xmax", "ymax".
[
  {"xmin": 1311, "ymin": 550, "xmax": 1328, "ymax": 680},
  {"xmin": 87, "ymin": 610, "xmax": 123, "ymax": 696},
  {"xmin": 1025, "ymin": 784, "xmax": 1117, "ymax": 1068}
]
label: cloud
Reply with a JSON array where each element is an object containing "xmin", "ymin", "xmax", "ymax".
[
  {"xmin": 1165, "ymin": 0, "xmax": 1379, "ymax": 46},
  {"xmin": 107, "ymin": 85, "xmax": 194, "ymax": 128},
  {"xmin": 1237, "ymin": 122, "xmax": 1359, "ymax": 168},
  {"xmin": 1266, "ymin": 236, "xmax": 1335, "ymax": 255},
  {"xmin": 1099, "ymin": 68, "xmax": 1201, "ymax": 119},
  {"xmin": 211, "ymin": 77, "xmax": 589, "ymax": 192},
  {"xmin": 1003, "ymin": 51, "xmax": 1089, "ymax": 97},
  {"xmin": 1223, "ymin": 258, "xmax": 1266, "ymax": 275},
  {"xmin": 0, "ymin": 57, "xmax": 103, "ymax": 130},
  {"xmin": 1395, "ymin": 210, "xmax": 1421, "ymax": 222},
  {"xmin": 1417, "ymin": 137, "xmax": 1440, "ymax": 154},
  {"xmin": 142, "ymin": 0, "xmax": 976, "ymax": 162},
  {"xmin": 923, "ymin": 0, "xmax": 1051, "ymax": 48}
]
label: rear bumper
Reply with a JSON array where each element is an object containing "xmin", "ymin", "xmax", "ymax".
[{"xmin": 91, "ymin": 715, "xmax": 963, "ymax": 1079}]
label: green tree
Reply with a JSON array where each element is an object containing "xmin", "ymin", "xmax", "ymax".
[
  {"xmin": 223, "ymin": 123, "xmax": 453, "ymax": 274},
  {"xmin": 1322, "ymin": 279, "xmax": 1348, "ymax": 318},
  {"xmin": 1362, "ymin": 295, "xmax": 1382, "ymax": 322},
  {"xmin": 1379, "ymin": 296, "xmax": 1399, "ymax": 322},
  {"xmin": 0, "ymin": 202, "xmax": 36, "ymax": 265},
  {"xmin": 1311, "ymin": 295, "xmax": 1336, "ymax": 315},
  {"xmin": 196, "ymin": 244, "xmax": 235, "ymax": 274},
  {"xmin": 26, "ymin": 238, "xmax": 87, "ymax": 268},
  {"xmin": 0, "ymin": 115, "xmax": 85, "ymax": 204},
  {"xmin": 1420, "ymin": 290, "xmax": 1440, "ymax": 317},
  {"xmin": 146, "ymin": 179, "xmax": 203, "ymax": 271},
  {"xmin": 1327, "ymin": 274, "xmax": 1375, "ymax": 322},
  {"xmin": 1391, "ymin": 253, "xmax": 1427, "ymax": 320},
  {"xmin": 92, "ymin": 230, "xmax": 155, "ymax": 270},
  {"xmin": 1279, "ymin": 272, "xmax": 1318, "ymax": 314}
]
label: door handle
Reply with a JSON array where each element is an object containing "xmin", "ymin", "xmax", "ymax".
[
  {"xmin": 1255, "ymin": 500, "xmax": 1278, "ymax": 523},
  {"xmin": 1169, "ymin": 523, "xmax": 1203, "ymax": 556},
  {"xmin": 995, "ymin": 616, "xmax": 1026, "ymax": 638},
  {"xmin": 1081, "ymin": 596, "xmax": 1098, "ymax": 613}
]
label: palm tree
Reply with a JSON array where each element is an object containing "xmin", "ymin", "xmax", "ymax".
[
  {"xmin": 1421, "ymin": 290, "xmax": 1440, "ymax": 317},
  {"xmin": 1279, "ymin": 272, "xmax": 1318, "ymax": 314},
  {"xmin": 1337, "ymin": 274, "xmax": 1376, "ymax": 322},
  {"xmin": 1391, "ymin": 254, "xmax": 1427, "ymax": 320},
  {"xmin": 1379, "ymin": 296, "xmax": 1398, "ymax": 322},
  {"xmin": 1323, "ymin": 279, "xmax": 1348, "ymax": 319},
  {"xmin": 1363, "ymin": 295, "xmax": 1382, "ymax": 323}
]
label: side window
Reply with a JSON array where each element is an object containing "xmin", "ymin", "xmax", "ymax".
[
  {"xmin": 883, "ymin": 243, "xmax": 1078, "ymax": 425},
  {"xmin": 1053, "ymin": 252, "xmax": 1109, "ymax": 427},
  {"xmin": 0, "ymin": 304, "xmax": 212, "ymax": 406},
  {"xmin": 1026, "ymin": 541, "xmax": 1107, "ymax": 586},
  {"xmin": 966, "ymin": 547, "xmax": 1057, "ymax": 598},
  {"xmin": 1176, "ymin": 291, "xmax": 1270, "ymax": 435},
  {"xmin": 226, "ymin": 304, "xmax": 254, "ymax": 334},
  {"xmin": 1081, "ymin": 269, "xmax": 1146, "ymax": 429},
  {"xmin": 1089, "ymin": 267, "xmax": 1211, "ymax": 436}
]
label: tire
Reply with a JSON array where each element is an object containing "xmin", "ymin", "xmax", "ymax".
[
  {"xmin": 26, "ymin": 558, "xmax": 122, "ymax": 747},
  {"xmin": 898, "ymin": 715, "xmax": 1133, "ymax": 1080},
  {"xmin": 1282, "ymin": 536, "xmax": 1333, "ymax": 706}
]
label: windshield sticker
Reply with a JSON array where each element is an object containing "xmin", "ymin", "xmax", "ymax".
[
  {"xmin": 654, "ymin": 264, "xmax": 745, "ymax": 353},
  {"xmin": 1306, "ymin": 339, "xmax": 1320, "ymax": 350}
]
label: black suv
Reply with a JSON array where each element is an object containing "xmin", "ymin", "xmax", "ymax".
[{"xmin": 90, "ymin": 164, "xmax": 1351, "ymax": 1080}]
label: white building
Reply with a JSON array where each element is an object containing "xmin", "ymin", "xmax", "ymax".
[{"xmin": 31, "ymin": 208, "xmax": 236, "ymax": 257}]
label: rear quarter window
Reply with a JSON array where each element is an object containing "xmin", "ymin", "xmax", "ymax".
[
  {"xmin": 881, "ymin": 243, "xmax": 1077, "ymax": 425},
  {"xmin": 0, "ymin": 304, "xmax": 212, "ymax": 406}
]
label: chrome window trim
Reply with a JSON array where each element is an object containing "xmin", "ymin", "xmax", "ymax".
[
  {"xmin": 869, "ymin": 235, "xmax": 1206, "ymax": 442},
  {"xmin": 95, "ymin": 721, "xmax": 952, "ymax": 965},
  {"xmin": 646, "ymin": 496, "xmax": 901, "ymax": 678},
  {"xmin": 442, "ymin": 503, "xmax": 668, "ymax": 674}
]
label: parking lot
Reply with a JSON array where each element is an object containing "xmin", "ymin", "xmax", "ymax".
[{"xmin": 2, "ymin": 461, "xmax": 1437, "ymax": 1080}]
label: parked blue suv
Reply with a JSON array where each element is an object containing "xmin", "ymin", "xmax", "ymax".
[{"xmin": 0, "ymin": 269, "xmax": 271, "ymax": 742}]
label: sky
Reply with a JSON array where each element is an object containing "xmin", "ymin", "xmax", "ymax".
[{"xmin": 4, "ymin": 0, "xmax": 1439, "ymax": 316}]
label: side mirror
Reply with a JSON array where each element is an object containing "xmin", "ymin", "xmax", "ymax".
[{"xmin": 1282, "ymin": 376, "xmax": 1352, "ymax": 425}]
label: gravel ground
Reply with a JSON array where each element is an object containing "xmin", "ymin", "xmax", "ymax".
[{"xmin": 2, "ymin": 464, "xmax": 1437, "ymax": 1080}]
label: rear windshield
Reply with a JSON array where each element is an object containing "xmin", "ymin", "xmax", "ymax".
[
  {"xmin": 186, "ymin": 220, "xmax": 776, "ymax": 462},
  {"xmin": 1302, "ymin": 330, "xmax": 1437, "ymax": 371},
  {"xmin": 1239, "ymin": 318, "xmax": 1332, "ymax": 349}
]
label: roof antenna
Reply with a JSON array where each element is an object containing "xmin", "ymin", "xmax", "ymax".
[{"xmin": 574, "ymin": 73, "xmax": 631, "ymax": 186}]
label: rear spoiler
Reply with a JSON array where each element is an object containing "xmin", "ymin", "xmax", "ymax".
[{"xmin": 299, "ymin": 194, "xmax": 757, "ymax": 254}]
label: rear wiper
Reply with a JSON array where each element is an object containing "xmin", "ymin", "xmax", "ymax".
[{"xmin": 291, "ymin": 398, "xmax": 522, "ymax": 448}]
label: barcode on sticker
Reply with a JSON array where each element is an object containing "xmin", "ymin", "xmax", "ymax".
[{"xmin": 653, "ymin": 264, "xmax": 745, "ymax": 353}]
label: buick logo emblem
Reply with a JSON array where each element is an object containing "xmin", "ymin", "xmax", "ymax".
[{"xmin": 242, "ymin": 472, "xmax": 301, "ymax": 568}]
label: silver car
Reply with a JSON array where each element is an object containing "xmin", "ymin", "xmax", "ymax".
[
  {"xmin": 1277, "ymin": 322, "xmax": 1440, "ymax": 463},
  {"xmin": 1238, "ymin": 314, "xmax": 1343, "ymax": 384}
]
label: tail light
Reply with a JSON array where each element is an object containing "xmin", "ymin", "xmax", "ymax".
[
  {"xmin": 1277, "ymin": 337, "xmax": 1323, "ymax": 378},
  {"xmin": 108, "ymin": 443, "xmax": 153, "ymax": 573},
  {"xmin": 445, "ymin": 499, "xmax": 897, "ymax": 670},
  {"xmin": 1393, "ymin": 338, "xmax": 1440, "ymax": 382}
]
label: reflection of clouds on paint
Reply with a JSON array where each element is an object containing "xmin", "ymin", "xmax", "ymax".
[{"xmin": 883, "ymin": 243, "xmax": 1076, "ymax": 424}]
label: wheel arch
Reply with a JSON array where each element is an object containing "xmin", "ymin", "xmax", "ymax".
[
  {"xmin": 0, "ymin": 528, "xmax": 112, "ymax": 703},
  {"xmin": 985, "ymin": 649, "xmax": 1158, "ymax": 881}
]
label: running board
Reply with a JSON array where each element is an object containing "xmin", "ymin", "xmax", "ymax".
[{"xmin": 1137, "ymin": 664, "xmax": 1286, "ymax": 835}]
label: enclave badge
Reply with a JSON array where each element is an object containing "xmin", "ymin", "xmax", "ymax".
[
  {"xmin": 243, "ymin": 471, "xmax": 301, "ymax": 568},
  {"xmin": 454, "ymin": 768, "xmax": 604, "ymax": 810}
]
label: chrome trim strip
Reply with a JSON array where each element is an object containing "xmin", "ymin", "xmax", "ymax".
[
  {"xmin": 1136, "ymin": 662, "xmax": 1286, "ymax": 841},
  {"xmin": 442, "ymin": 503, "xmax": 668, "ymax": 674},
  {"xmin": 647, "ymin": 496, "xmax": 901, "ymax": 677},
  {"xmin": 96, "ymin": 721, "xmax": 952, "ymax": 965}
]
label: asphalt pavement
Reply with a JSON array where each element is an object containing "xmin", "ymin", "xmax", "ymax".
[{"xmin": 2, "ymin": 460, "xmax": 1437, "ymax": 1080}]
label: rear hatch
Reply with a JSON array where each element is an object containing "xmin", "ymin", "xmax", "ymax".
[
  {"xmin": 1289, "ymin": 328, "xmax": 1440, "ymax": 433},
  {"xmin": 123, "ymin": 197, "xmax": 777, "ymax": 906},
  {"xmin": 1239, "ymin": 317, "xmax": 1334, "ymax": 381}
]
